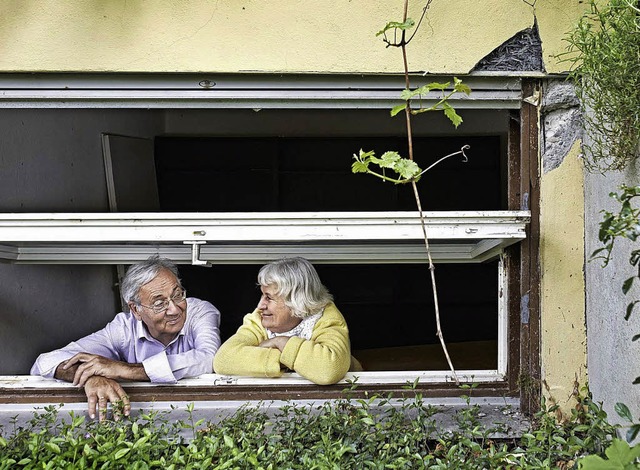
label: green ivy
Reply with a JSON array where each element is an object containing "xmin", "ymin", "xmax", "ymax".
[{"xmin": 562, "ymin": 0, "xmax": 640, "ymax": 171}]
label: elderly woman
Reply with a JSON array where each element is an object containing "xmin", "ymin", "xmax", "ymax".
[{"xmin": 214, "ymin": 257, "xmax": 360, "ymax": 385}]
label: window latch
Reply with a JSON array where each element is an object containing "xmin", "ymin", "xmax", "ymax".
[
  {"xmin": 214, "ymin": 376, "xmax": 239, "ymax": 385},
  {"xmin": 183, "ymin": 241, "xmax": 211, "ymax": 267}
]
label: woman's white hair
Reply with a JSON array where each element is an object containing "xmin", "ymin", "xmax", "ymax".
[{"xmin": 257, "ymin": 257, "xmax": 332, "ymax": 318}]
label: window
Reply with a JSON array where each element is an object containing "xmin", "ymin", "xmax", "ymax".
[{"xmin": 0, "ymin": 74, "xmax": 536, "ymax": 405}]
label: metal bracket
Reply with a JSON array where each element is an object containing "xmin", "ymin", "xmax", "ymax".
[
  {"xmin": 183, "ymin": 241, "xmax": 211, "ymax": 267},
  {"xmin": 523, "ymin": 90, "xmax": 540, "ymax": 107}
]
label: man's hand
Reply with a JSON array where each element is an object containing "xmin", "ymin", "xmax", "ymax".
[
  {"xmin": 259, "ymin": 336, "xmax": 290, "ymax": 352},
  {"xmin": 83, "ymin": 376, "xmax": 130, "ymax": 422},
  {"xmin": 60, "ymin": 353, "xmax": 148, "ymax": 386}
]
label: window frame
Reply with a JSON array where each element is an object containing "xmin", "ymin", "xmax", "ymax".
[{"xmin": 0, "ymin": 74, "xmax": 540, "ymax": 408}]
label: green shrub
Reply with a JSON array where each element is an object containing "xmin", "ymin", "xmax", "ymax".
[{"xmin": 0, "ymin": 387, "xmax": 624, "ymax": 469}]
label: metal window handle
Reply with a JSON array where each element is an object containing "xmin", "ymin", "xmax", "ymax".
[{"xmin": 183, "ymin": 241, "xmax": 211, "ymax": 267}]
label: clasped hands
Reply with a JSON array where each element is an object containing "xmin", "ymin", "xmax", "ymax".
[
  {"xmin": 59, "ymin": 353, "xmax": 132, "ymax": 422},
  {"xmin": 258, "ymin": 336, "xmax": 290, "ymax": 351}
]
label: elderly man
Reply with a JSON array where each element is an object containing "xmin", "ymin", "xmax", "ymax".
[{"xmin": 31, "ymin": 255, "xmax": 221, "ymax": 421}]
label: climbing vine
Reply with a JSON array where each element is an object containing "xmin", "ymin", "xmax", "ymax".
[
  {"xmin": 563, "ymin": 0, "xmax": 640, "ymax": 171},
  {"xmin": 351, "ymin": 0, "xmax": 470, "ymax": 384}
]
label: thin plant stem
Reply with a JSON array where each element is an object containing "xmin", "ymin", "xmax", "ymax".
[
  {"xmin": 418, "ymin": 145, "xmax": 469, "ymax": 178},
  {"xmin": 400, "ymin": 0, "xmax": 459, "ymax": 384}
]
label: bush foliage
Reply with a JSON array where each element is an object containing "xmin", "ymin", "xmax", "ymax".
[{"xmin": 0, "ymin": 388, "xmax": 625, "ymax": 469}]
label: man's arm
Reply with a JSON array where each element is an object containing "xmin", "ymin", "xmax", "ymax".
[
  {"xmin": 31, "ymin": 313, "xmax": 129, "ymax": 378},
  {"xmin": 55, "ymin": 353, "xmax": 149, "ymax": 386}
]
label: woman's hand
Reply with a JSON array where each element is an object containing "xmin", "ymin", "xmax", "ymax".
[{"xmin": 258, "ymin": 336, "xmax": 290, "ymax": 352}]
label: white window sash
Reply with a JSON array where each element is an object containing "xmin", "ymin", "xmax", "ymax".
[{"xmin": 0, "ymin": 211, "xmax": 529, "ymax": 265}]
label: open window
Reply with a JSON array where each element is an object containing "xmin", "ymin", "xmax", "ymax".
[{"xmin": 0, "ymin": 74, "xmax": 536, "ymax": 404}]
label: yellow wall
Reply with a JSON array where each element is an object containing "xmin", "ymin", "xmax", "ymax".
[
  {"xmin": 540, "ymin": 141, "xmax": 587, "ymax": 411},
  {"xmin": 0, "ymin": 0, "xmax": 585, "ymax": 74},
  {"xmin": 0, "ymin": 0, "xmax": 591, "ymax": 409}
]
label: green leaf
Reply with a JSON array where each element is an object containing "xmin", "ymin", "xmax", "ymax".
[
  {"xmin": 622, "ymin": 277, "xmax": 635, "ymax": 294},
  {"xmin": 133, "ymin": 436, "xmax": 150, "ymax": 449},
  {"xmin": 453, "ymin": 77, "xmax": 471, "ymax": 95},
  {"xmin": 578, "ymin": 439, "xmax": 640, "ymax": 468},
  {"xmin": 390, "ymin": 103, "xmax": 407, "ymax": 116},
  {"xmin": 552, "ymin": 435, "xmax": 567, "ymax": 445},
  {"xmin": 376, "ymin": 18, "xmax": 416, "ymax": 36},
  {"xmin": 627, "ymin": 301, "xmax": 640, "ymax": 321},
  {"xmin": 627, "ymin": 425, "xmax": 640, "ymax": 443},
  {"xmin": 114, "ymin": 448, "xmax": 130, "ymax": 460},
  {"xmin": 45, "ymin": 442, "xmax": 60, "ymax": 454},
  {"xmin": 424, "ymin": 81, "xmax": 450, "ymax": 92},
  {"xmin": 83, "ymin": 443, "xmax": 97, "ymax": 456},
  {"xmin": 401, "ymin": 82, "xmax": 449, "ymax": 100},
  {"xmin": 223, "ymin": 434, "xmax": 235, "ymax": 448},
  {"xmin": 373, "ymin": 151, "xmax": 401, "ymax": 169},
  {"xmin": 443, "ymin": 103, "xmax": 463, "ymax": 128},
  {"xmin": 604, "ymin": 438, "xmax": 640, "ymax": 466},
  {"xmin": 591, "ymin": 247, "xmax": 608, "ymax": 258},
  {"xmin": 393, "ymin": 158, "xmax": 421, "ymax": 180},
  {"xmin": 615, "ymin": 402, "xmax": 634, "ymax": 422},
  {"xmin": 351, "ymin": 161, "xmax": 368, "ymax": 174}
]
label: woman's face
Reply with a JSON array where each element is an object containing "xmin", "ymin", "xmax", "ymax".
[{"xmin": 257, "ymin": 284, "xmax": 302, "ymax": 333}]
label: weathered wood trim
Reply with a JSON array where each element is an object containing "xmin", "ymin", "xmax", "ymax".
[
  {"xmin": 0, "ymin": 382, "xmax": 513, "ymax": 404},
  {"xmin": 507, "ymin": 110, "xmax": 522, "ymax": 395},
  {"xmin": 519, "ymin": 80, "xmax": 542, "ymax": 414}
]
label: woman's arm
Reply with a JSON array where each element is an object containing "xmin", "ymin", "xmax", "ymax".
[
  {"xmin": 213, "ymin": 310, "xmax": 284, "ymax": 378},
  {"xmin": 279, "ymin": 304, "xmax": 352, "ymax": 385}
]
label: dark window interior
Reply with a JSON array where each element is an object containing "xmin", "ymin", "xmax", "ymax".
[
  {"xmin": 156, "ymin": 136, "xmax": 504, "ymax": 212},
  {"xmin": 155, "ymin": 135, "xmax": 504, "ymax": 371}
]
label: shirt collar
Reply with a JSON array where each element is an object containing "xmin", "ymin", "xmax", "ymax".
[{"xmin": 133, "ymin": 312, "xmax": 187, "ymax": 346}]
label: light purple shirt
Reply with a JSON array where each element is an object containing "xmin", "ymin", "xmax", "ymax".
[{"xmin": 30, "ymin": 298, "xmax": 221, "ymax": 383}]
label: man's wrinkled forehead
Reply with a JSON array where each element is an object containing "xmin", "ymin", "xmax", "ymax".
[{"xmin": 140, "ymin": 269, "xmax": 181, "ymax": 300}]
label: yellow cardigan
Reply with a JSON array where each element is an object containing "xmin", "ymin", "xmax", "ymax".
[{"xmin": 213, "ymin": 303, "xmax": 354, "ymax": 385}]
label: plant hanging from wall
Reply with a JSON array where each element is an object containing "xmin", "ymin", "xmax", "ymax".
[
  {"xmin": 562, "ymin": 0, "xmax": 640, "ymax": 172},
  {"xmin": 351, "ymin": 0, "xmax": 470, "ymax": 384}
]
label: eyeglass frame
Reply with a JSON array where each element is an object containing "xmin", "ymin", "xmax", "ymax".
[{"xmin": 135, "ymin": 287, "xmax": 187, "ymax": 314}]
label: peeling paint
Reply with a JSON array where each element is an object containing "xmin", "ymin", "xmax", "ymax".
[{"xmin": 541, "ymin": 80, "xmax": 582, "ymax": 174}]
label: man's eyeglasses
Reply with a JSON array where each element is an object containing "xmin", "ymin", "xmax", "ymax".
[{"xmin": 137, "ymin": 288, "xmax": 187, "ymax": 314}]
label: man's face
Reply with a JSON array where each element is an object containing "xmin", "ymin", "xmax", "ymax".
[
  {"xmin": 257, "ymin": 284, "xmax": 301, "ymax": 333},
  {"xmin": 130, "ymin": 268, "xmax": 187, "ymax": 346}
]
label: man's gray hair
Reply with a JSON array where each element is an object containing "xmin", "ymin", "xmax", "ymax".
[
  {"xmin": 257, "ymin": 257, "xmax": 333, "ymax": 319},
  {"xmin": 121, "ymin": 255, "xmax": 181, "ymax": 304}
]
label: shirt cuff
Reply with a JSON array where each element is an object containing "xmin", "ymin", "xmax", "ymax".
[
  {"xmin": 142, "ymin": 351, "xmax": 177, "ymax": 383},
  {"xmin": 31, "ymin": 353, "xmax": 73, "ymax": 379}
]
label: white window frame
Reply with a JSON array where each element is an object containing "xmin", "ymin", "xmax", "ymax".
[
  {"xmin": 0, "ymin": 211, "xmax": 527, "ymax": 385},
  {"xmin": 0, "ymin": 73, "xmax": 529, "ymax": 391}
]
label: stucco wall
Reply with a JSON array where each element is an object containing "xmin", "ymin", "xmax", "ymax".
[
  {"xmin": 0, "ymin": 0, "xmax": 586, "ymax": 74},
  {"xmin": 540, "ymin": 143, "xmax": 587, "ymax": 408},
  {"xmin": 585, "ymin": 165, "xmax": 640, "ymax": 428},
  {"xmin": 0, "ymin": 0, "xmax": 612, "ymax": 417}
]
